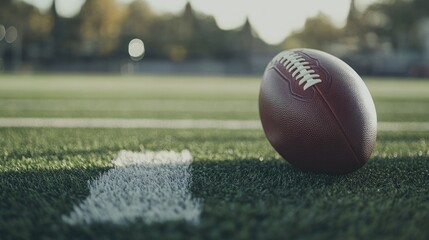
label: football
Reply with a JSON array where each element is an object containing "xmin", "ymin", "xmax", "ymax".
[{"xmin": 259, "ymin": 48, "xmax": 377, "ymax": 174}]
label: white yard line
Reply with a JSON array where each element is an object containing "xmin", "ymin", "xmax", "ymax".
[
  {"xmin": 0, "ymin": 117, "xmax": 261, "ymax": 129},
  {"xmin": 63, "ymin": 150, "xmax": 201, "ymax": 225},
  {"xmin": 0, "ymin": 117, "xmax": 428, "ymax": 131},
  {"xmin": 377, "ymin": 122, "xmax": 429, "ymax": 132}
]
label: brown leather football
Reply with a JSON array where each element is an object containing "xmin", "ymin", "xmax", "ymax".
[{"xmin": 259, "ymin": 48, "xmax": 377, "ymax": 174}]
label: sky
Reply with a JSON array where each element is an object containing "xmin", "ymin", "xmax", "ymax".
[{"xmin": 23, "ymin": 0, "xmax": 379, "ymax": 45}]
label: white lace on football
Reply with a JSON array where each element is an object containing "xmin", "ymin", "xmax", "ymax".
[{"xmin": 273, "ymin": 51, "xmax": 322, "ymax": 90}]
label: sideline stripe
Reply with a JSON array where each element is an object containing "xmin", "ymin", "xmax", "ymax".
[
  {"xmin": 0, "ymin": 117, "xmax": 429, "ymax": 131},
  {"xmin": 63, "ymin": 150, "xmax": 201, "ymax": 225}
]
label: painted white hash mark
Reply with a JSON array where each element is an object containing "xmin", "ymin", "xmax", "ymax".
[{"xmin": 62, "ymin": 150, "xmax": 201, "ymax": 225}]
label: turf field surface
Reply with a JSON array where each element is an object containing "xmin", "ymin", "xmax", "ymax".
[
  {"xmin": 0, "ymin": 74, "xmax": 428, "ymax": 240},
  {"xmin": 0, "ymin": 74, "xmax": 429, "ymax": 122},
  {"xmin": 1, "ymin": 128, "xmax": 428, "ymax": 239}
]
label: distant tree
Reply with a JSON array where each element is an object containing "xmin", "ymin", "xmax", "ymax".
[
  {"xmin": 344, "ymin": 0, "xmax": 361, "ymax": 37},
  {"xmin": 283, "ymin": 13, "xmax": 340, "ymax": 50},
  {"xmin": 118, "ymin": 0, "xmax": 155, "ymax": 57},
  {"xmin": 120, "ymin": 1, "xmax": 154, "ymax": 40},
  {"xmin": 0, "ymin": 0, "xmax": 52, "ymax": 68},
  {"xmin": 340, "ymin": 0, "xmax": 368, "ymax": 52},
  {"xmin": 197, "ymin": 15, "xmax": 236, "ymax": 60},
  {"xmin": 0, "ymin": 1, "xmax": 52, "ymax": 42},
  {"xmin": 358, "ymin": 0, "xmax": 429, "ymax": 52},
  {"xmin": 146, "ymin": 2, "xmax": 237, "ymax": 61},
  {"xmin": 172, "ymin": 2, "xmax": 213, "ymax": 60},
  {"xmin": 77, "ymin": 0, "xmax": 126, "ymax": 57},
  {"xmin": 50, "ymin": 0, "xmax": 82, "ymax": 60},
  {"xmin": 160, "ymin": 3, "xmax": 269, "ymax": 61}
]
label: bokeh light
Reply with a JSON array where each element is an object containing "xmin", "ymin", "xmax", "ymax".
[
  {"xmin": 5, "ymin": 26, "xmax": 18, "ymax": 43},
  {"xmin": 128, "ymin": 38, "xmax": 145, "ymax": 61}
]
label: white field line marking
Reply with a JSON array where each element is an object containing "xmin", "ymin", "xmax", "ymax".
[
  {"xmin": 0, "ymin": 118, "xmax": 428, "ymax": 131},
  {"xmin": 0, "ymin": 99, "xmax": 256, "ymax": 113},
  {"xmin": 63, "ymin": 150, "xmax": 201, "ymax": 225},
  {"xmin": 377, "ymin": 122, "xmax": 429, "ymax": 132},
  {"xmin": 0, "ymin": 118, "xmax": 261, "ymax": 129}
]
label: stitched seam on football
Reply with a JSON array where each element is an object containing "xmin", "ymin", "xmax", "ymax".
[{"xmin": 313, "ymin": 86, "xmax": 362, "ymax": 166}]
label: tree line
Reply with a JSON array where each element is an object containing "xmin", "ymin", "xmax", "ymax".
[
  {"xmin": 286, "ymin": 0, "xmax": 429, "ymax": 55},
  {"xmin": 0, "ymin": 0, "xmax": 272, "ymax": 66},
  {"xmin": 1, "ymin": 0, "xmax": 429, "ymax": 69}
]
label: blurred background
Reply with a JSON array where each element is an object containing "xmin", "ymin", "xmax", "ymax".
[{"xmin": 1, "ymin": 0, "xmax": 429, "ymax": 77}]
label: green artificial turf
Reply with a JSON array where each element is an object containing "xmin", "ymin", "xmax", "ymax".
[
  {"xmin": 0, "ymin": 74, "xmax": 428, "ymax": 239},
  {"xmin": 0, "ymin": 74, "xmax": 429, "ymax": 122},
  {"xmin": 0, "ymin": 128, "xmax": 428, "ymax": 240}
]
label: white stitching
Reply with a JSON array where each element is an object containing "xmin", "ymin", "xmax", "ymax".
[{"xmin": 272, "ymin": 51, "xmax": 322, "ymax": 90}]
